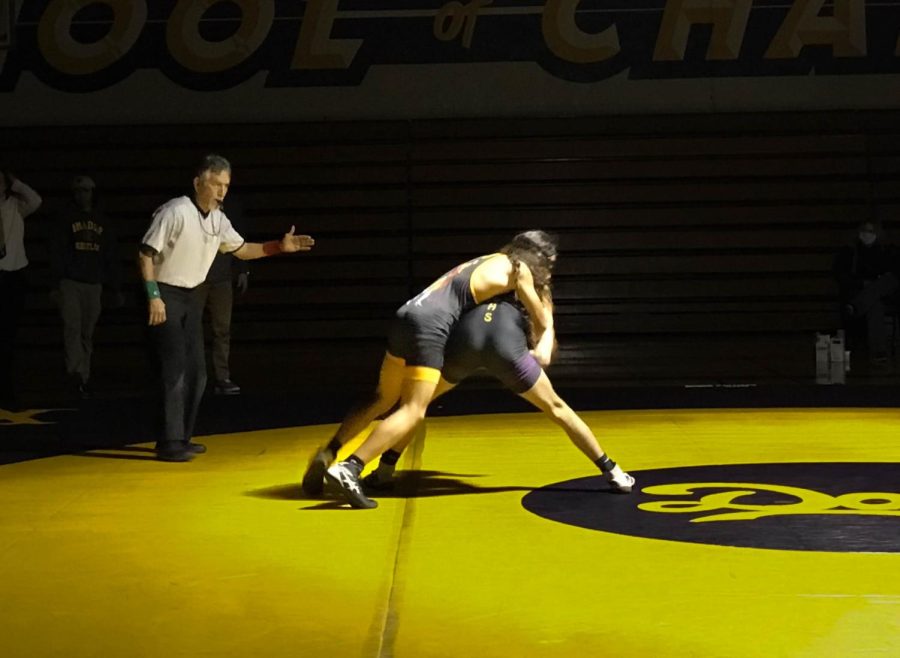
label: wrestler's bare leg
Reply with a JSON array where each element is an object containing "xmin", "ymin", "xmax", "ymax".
[{"xmin": 518, "ymin": 371, "xmax": 634, "ymax": 492}]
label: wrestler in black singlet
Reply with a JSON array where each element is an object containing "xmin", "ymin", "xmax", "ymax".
[
  {"xmin": 442, "ymin": 296, "xmax": 543, "ymax": 394},
  {"xmin": 387, "ymin": 254, "xmax": 498, "ymax": 370}
]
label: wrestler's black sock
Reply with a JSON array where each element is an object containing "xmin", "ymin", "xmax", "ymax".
[
  {"xmin": 326, "ymin": 438, "xmax": 342, "ymax": 456},
  {"xmin": 380, "ymin": 449, "xmax": 401, "ymax": 466},
  {"xmin": 346, "ymin": 454, "xmax": 365, "ymax": 476},
  {"xmin": 594, "ymin": 455, "xmax": 617, "ymax": 474}
]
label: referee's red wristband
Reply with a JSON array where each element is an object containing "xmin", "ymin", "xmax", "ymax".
[{"xmin": 263, "ymin": 240, "xmax": 282, "ymax": 256}]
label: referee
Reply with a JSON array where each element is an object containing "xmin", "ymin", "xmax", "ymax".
[{"xmin": 138, "ymin": 155, "xmax": 313, "ymax": 461}]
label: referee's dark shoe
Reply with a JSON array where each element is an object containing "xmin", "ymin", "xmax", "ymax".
[{"xmin": 155, "ymin": 443, "xmax": 194, "ymax": 462}]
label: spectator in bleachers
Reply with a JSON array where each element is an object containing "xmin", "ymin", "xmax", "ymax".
[
  {"xmin": 832, "ymin": 220, "xmax": 899, "ymax": 363},
  {"xmin": 49, "ymin": 175, "xmax": 123, "ymax": 398},
  {"xmin": 0, "ymin": 170, "xmax": 42, "ymax": 408}
]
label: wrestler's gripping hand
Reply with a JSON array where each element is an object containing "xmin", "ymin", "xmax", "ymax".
[{"xmin": 531, "ymin": 344, "xmax": 553, "ymax": 368}]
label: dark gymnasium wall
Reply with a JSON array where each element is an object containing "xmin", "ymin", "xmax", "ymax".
[
  {"xmin": 3, "ymin": 111, "xmax": 900, "ymax": 393},
  {"xmin": 3, "ymin": 1, "xmax": 900, "ymax": 392}
]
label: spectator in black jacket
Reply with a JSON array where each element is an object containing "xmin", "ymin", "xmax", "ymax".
[
  {"xmin": 832, "ymin": 221, "xmax": 899, "ymax": 362},
  {"xmin": 198, "ymin": 194, "xmax": 249, "ymax": 396},
  {"xmin": 49, "ymin": 176, "xmax": 122, "ymax": 397}
]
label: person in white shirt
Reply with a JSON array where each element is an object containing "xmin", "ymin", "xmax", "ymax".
[
  {"xmin": 138, "ymin": 155, "xmax": 314, "ymax": 462},
  {"xmin": 0, "ymin": 170, "xmax": 42, "ymax": 407}
]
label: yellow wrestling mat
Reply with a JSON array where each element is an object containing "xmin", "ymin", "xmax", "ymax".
[{"xmin": 1, "ymin": 408, "xmax": 899, "ymax": 658}]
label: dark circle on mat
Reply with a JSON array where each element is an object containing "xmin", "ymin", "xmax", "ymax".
[{"xmin": 521, "ymin": 463, "xmax": 900, "ymax": 553}]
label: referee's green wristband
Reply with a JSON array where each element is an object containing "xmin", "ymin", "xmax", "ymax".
[{"xmin": 145, "ymin": 281, "xmax": 161, "ymax": 300}]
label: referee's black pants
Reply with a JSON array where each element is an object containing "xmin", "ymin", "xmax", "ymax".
[{"xmin": 151, "ymin": 283, "xmax": 207, "ymax": 449}]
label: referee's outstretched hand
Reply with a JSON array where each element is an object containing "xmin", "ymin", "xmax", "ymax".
[{"xmin": 280, "ymin": 226, "xmax": 315, "ymax": 253}]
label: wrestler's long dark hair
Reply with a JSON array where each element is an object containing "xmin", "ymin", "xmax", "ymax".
[{"xmin": 499, "ymin": 230, "xmax": 558, "ymax": 301}]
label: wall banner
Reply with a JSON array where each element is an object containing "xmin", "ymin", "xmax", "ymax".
[{"xmin": 1, "ymin": 0, "xmax": 899, "ymax": 124}]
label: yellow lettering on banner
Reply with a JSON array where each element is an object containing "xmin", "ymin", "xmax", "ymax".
[
  {"xmin": 766, "ymin": 0, "xmax": 866, "ymax": 58},
  {"xmin": 654, "ymin": 0, "xmax": 752, "ymax": 61},
  {"xmin": 37, "ymin": 0, "xmax": 147, "ymax": 75},
  {"xmin": 167, "ymin": 0, "xmax": 274, "ymax": 74},
  {"xmin": 542, "ymin": 0, "xmax": 620, "ymax": 64},
  {"xmin": 292, "ymin": 0, "xmax": 362, "ymax": 70},
  {"xmin": 434, "ymin": 0, "xmax": 493, "ymax": 49}
]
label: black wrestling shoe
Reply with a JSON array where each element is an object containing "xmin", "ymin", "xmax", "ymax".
[
  {"xmin": 186, "ymin": 442, "xmax": 207, "ymax": 454},
  {"xmin": 301, "ymin": 447, "xmax": 333, "ymax": 496},
  {"xmin": 325, "ymin": 461, "xmax": 377, "ymax": 509},
  {"xmin": 362, "ymin": 468, "xmax": 395, "ymax": 491}
]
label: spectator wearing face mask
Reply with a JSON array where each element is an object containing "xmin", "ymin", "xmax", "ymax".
[{"xmin": 832, "ymin": 221, "xmax": 899, "ymax": 363}]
